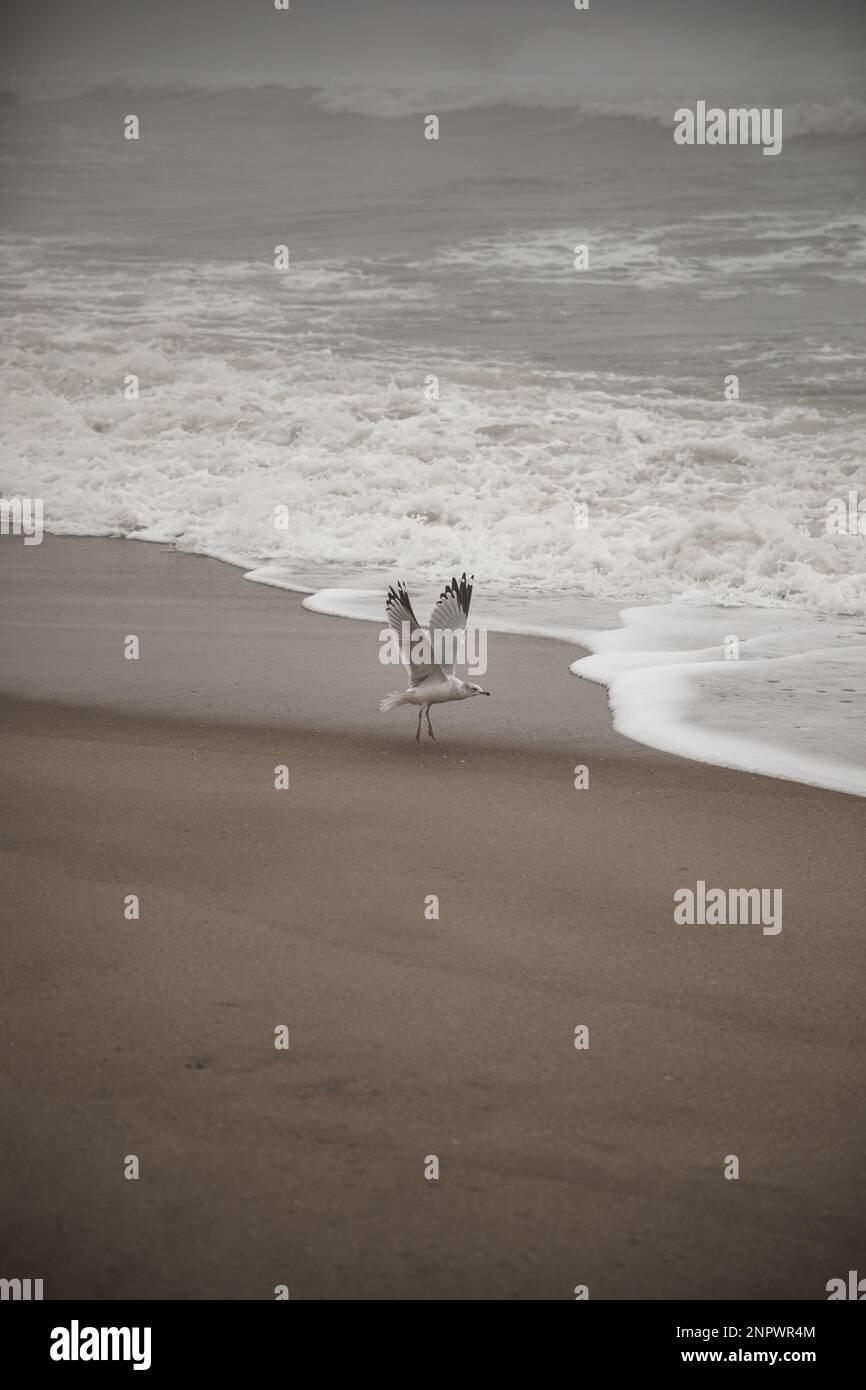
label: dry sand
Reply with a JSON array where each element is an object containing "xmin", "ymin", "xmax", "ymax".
[{"xmin": 1, "ymin": 537, "xmax": 864, "ymax": 1299}]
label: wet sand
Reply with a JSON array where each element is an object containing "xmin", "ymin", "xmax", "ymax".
[{"xmin": 1, "ymin": 536, "xmax": 864, "ymax": 1298}]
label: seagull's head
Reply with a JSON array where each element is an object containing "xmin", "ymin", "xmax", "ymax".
[{"xmin": 463, "ymin": 681, "xmax": 491, "ymax": 698}]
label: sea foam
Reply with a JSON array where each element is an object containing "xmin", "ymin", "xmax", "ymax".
[{"xmin": 2, "ymin": 229, "xmax": 863, "ymax": 794}]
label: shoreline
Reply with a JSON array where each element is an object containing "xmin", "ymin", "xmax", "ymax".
[
  {"xmin": 2, "ymin": 534, "xmax": 865, "ymax": 1299},
  {"xmin": 0, "ymin": 534, "xmax": 661, "ymax": 758},
  {"xmin": 12, "ymin": 532, "xmax": 865, "ymax": 800}
]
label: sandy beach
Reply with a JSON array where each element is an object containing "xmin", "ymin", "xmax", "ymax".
[{"xmin": 1, "ymin": 536, "xmax": 864, "ymax": 1300}]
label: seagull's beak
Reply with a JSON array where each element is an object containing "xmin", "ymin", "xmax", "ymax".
[{"xmin": 482, "ymin": 690, "xmax": 491, "ymax": 696}]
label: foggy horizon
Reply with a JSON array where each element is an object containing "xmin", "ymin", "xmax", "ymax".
[{"xmin": 2, "ymin": 0, "xmax": 865, "ymax": 100}]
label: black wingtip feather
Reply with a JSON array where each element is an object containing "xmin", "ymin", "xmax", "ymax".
[
  {"xmin": 437, "ymin": 571, "xmax": 474, "ymax": 616},
  {"xmin": 391, "ymin": 574, "xmax": 475, "ymax": 621}
]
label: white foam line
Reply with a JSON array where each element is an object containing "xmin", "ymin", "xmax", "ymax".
[
  {"xmin": 292, "ymin": 585, "xmax": 866, "ymax": 799},
  {"xmin": 571, "ymin": 655, "xmax": 866, "ymax": 799}
]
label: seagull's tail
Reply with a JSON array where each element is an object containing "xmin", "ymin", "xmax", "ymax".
[{"xmin": 379, "ymin": 691, "xmax": 405, "ymax": 713}]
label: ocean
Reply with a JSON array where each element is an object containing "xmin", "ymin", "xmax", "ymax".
[{"xmin": 1, "ymin": 82, "xmax": 865, "ymax": 791}]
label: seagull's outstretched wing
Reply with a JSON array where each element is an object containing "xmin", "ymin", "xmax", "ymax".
[
  {"xmin": 427, "ymin": 573, "xmax": 474, "ymax": 675},
  {"xmin": 385, "ymin": 581, "xmax": 442, "ymax": 688}
]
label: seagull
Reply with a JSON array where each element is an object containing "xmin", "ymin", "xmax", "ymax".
[{"xmin": 379, "ymin": 573, "xmax": 491, "ymax": 740}]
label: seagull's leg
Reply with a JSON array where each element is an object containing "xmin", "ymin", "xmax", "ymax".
[
  {"xmin": 416, "ymin": 707, "xmax": 423, "ymax": 742},
  {"xmin": 426, "ymin": 705, "xmax": 435, "ymax": 740}
]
